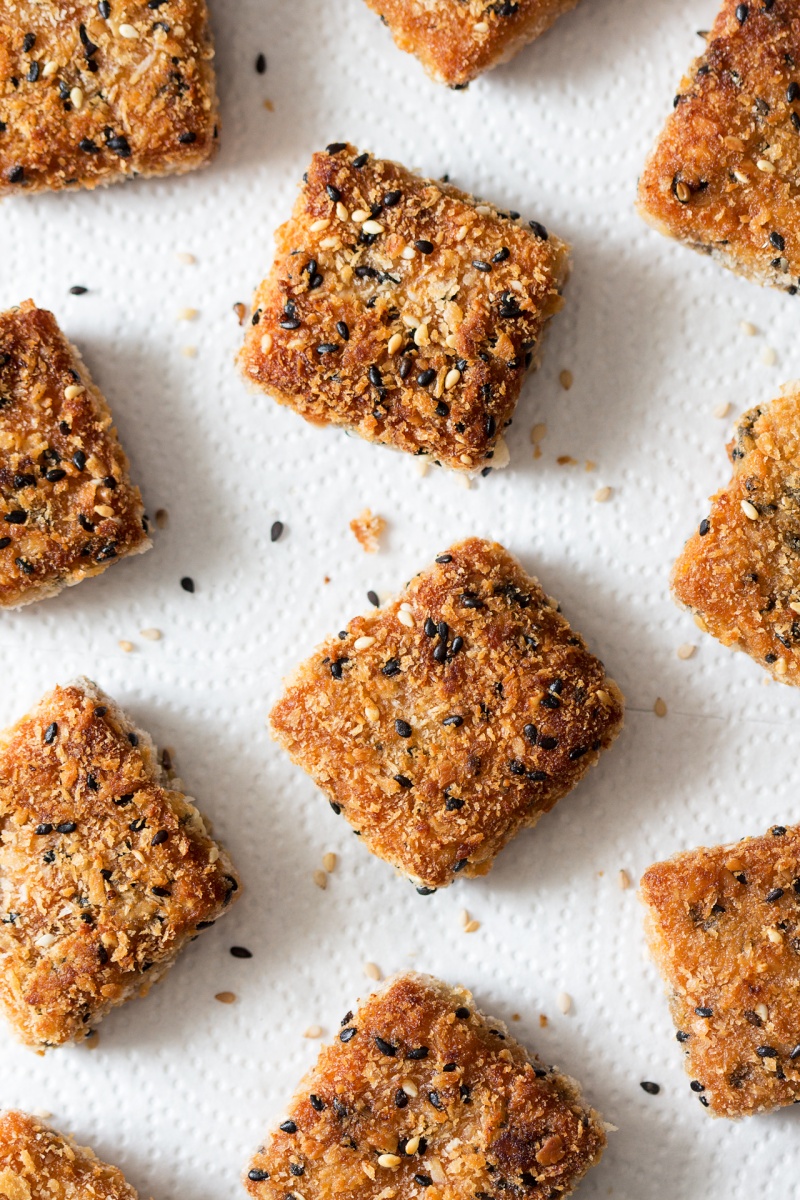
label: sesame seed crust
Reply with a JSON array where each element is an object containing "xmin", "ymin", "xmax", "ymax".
[
  {"xmin": 641, "ymin": 825, "xmax": 800, "ymax": 1118},
  {"xmin": 0, "ymin": 678, "xmax": 241, "ymax": 1049},
  {"xmin": 361, "ymin": 0, "xmax": 582, "ymax": 87},
  {"xmin": 0, "ymin": 301, "xmax": 150, "ymax": 609},
  {"xmin": 672, "ymin": 387, "xmax": 800, "ymax": 684},
  {"xmin": 637, "ymin": 0, "xmax": 800, "ymax": 292},
  {"xmin": 244, "ymin": 972, "xmax": 606, "ymax": 1200},
  {"xmin": 0, "ymin": 1, "xmax": 218, "ymax": 195},
  {"xmin": 240, "ymin": 145, "xmax": 569, "ymax": 472},
  {"xmin": 0, "ymin": 1110, "xmax": 139, "ymax": 1200},
  {"xmin": 270, "ymin": 538, "xmax": 624, "ymax": 890}
]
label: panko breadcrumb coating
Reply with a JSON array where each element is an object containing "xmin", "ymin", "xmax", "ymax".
[
  {"xmin": 270, "ymin": 538, "xmax": 624, "ymax": 892},
  {"xmin": 641, "ymin": 824, "xmax": 800, "ymax": 1118},
  {"xmin": 0, "ymin": 0, "xmax": 219, "ymax": 195},
  {"xmin": 0, "ymin": 1110, "xmax": 140, "ymax": 1200},
  {"xmin": 360, "ymin": 0, "xmax": 582, "ymax": 87},
  {"xmin": 672, "ymin": 387, "xmax": 800, "ymax": 683},
  {"xmin": 245, "ymin": 973, "xmax": 607, "ymax": 1200},
  {"xmin": 240, "ymin": 145, "xmax": 569, "ymax": 473},
  {"xmin": 0, "ymin": 678, "xmax": 240, "ymax": 1049},
  {"xmin": 637, "ymin": 0, "xmax": 800, "ymax": 291},
  {"xmin": 0, "ymin": 301, "xmax": 150, "ymax": 609}
]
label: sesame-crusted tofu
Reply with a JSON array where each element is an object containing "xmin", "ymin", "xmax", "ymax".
[
  {"xmin": 239, "ymin": 145, "xmax": 569, "ymax": 472},
  {"xmin": 360, "ymin": 0, "xmax": 582, "ymax": 88},
  {"xmin": 0, "ymin": 300, "xmax": 150, "ymax": 609},
  {"xmin": 672, "ymin": 387, "xmax": 800, "ymax": 683},
  {"xmin": 0, "ymin": 1110, "xmax": 139, "ymax": 1200},
  {"xmin": 270, "ymin": 538, "xmax": 624, "ymax": 892},
  {"xmin": 0, "ymin": 1, "xmax": 218, "ymax": 195},
  {"xmin": 0, "ymin": 678, "xmax": 240, "ymax": 1049},
  {"xmin": 640, "ymin": 824, "xmax": 800, "ymax": 1118},
  {"xmin": 637, "ymin": 0, "xmax": 800, "ymax": 291},
  {"xmin": 244, "ymin": 973, "xmax": 607, "ymax": 1200}
]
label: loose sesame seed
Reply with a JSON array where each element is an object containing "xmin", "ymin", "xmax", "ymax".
[
  {"xmin": 653, "ymin": 697, "xmax": 667, "ymax": 717},
  {"xmin": 557, "ymin": 992, "xmax": 572, "ymax": 1014},
  {"xmin": 271, "ymin": 520, "xmax": 284, "ymax": 542},
  {"xmin": 255, "ymin": 53, "xmax": 267, "ymax": 73},
  {"xmin": 415, "ymin": 239, "xmax": 434, "ymax": 254},
  {"xmin": 618, "ymin": 869, "xmax": 631, "ymax": 889},
  {"xmin": 180, "ymin": 576, "xmax": 195, "ymax": 593},
  {"xmin": 640, "ymin": 1081, "xmax": 661, "ymax": 1095}
]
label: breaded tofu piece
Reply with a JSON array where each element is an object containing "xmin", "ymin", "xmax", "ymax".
[
  {"xmin": 0, "ymin": 300, "xmax": 150, "ymax": 609},
  {"xmin": 0, "ymin": 677, "xmax": 240, "ymax": 1048},
  {"xmin": 360, "ymin": 0, "xmax": 582, "ymax": 88},
  {"xmin": 637, "ymin": 0, "xmax": 800, "ymax": 291},
  {"xmin": 0, "ymin": 1110, "xmax": 139, "ymax": 1200},
  {"xmin": 0, "ymin": 1, "xmax": 218, "ymax": 195},
  {"xmin": 270, "ymin": 538, "xmax": 624, "ymax": 892},
  {"xmin": 641, "ymin": 824, "xmax": 800, "ymax": 1118},
  {"xmin": 245, "ymin": 972, "xmax": 607, "ymax": 1200},
  {"xmin": 672, "ymin": 387, "xmax": 800, "ymax": 684},
  {"xmin": 239, "ymin": 145, "xmax": 569, "ymax": 473}
]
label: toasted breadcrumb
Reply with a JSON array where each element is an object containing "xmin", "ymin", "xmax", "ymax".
[
  {"xmin": 270, "ymin": 538, "xmax": 624, "ymax": 891},
  {"xmin": 0, "ymin": 678, "xmax": 240, "ymax": 1048},
  {"xmin": 360, "ymin": 0, "xmax": 582, "ymax": 87},
  {"xmin": 240, "ymin": 145, "xmax": 569, "ymax": 473},
  {"xmin": 0, "ymin": 1110, "xmax": 139, "ymax": 1199},
  {"xmin": 244, "ymin": 973, "xmax": 606, "ymax": 1200},
  {"xmin": 637, "ymin": 0, "xmax": 800, "ymax": 291},
  {"xmin": 351, "ymin": 508, "xmax": 386, "ymax": 554},
  {"xmin": 641, "ymin": 824, "xmax": 800, "ymax": 1117},
  {"xmin": 0, "ymin": 1, "xmax": 219, "ymax": 195},
  {"xmin": 672, "ymin": 387, "xmax": 800, "ymax": 684},
  {"xmin": 0, "ymin": 301, "xmax": 150, "ymax": 609}
]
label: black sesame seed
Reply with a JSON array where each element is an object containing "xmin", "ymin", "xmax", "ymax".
[
  {"xmin": 453, "ymin": 858, "xmax": 468, "ymax": 873},
  {"xmin": 309, "ymin": 1094, "xmax": 325, "ymax": 1111},
  {"xmin": 151, "ymin": 830, "xmax": 169, "ymax": 846},
  {"xmin": 676, "ymin": 1031, "xmax": 690, "ymax": 1043},
  {"xmin": 756, "ymin": 1045, "xmax": 778, "ymax": 1057},
  {"xmin": 255, "ymin": 53, "xmax": 267, "ymax": 73},
  {"xmin": 424, "ymin": 617, "xmax": 437, "ymax": 637},
  {"xmin": 772, "ymin": 826, "xmax": 787, "ymax": 836},
  {"xmin": 766, "ymin": 887, "xmax": 784, "ymax": 902},
  {"xmin": 435, "ymin": 400, "xmax": 449, "ymax": 417},
  {"xmin": 5, "ymin": 510, "xmax": 26, "ymax": 524},
  {"xmin": 694, "ymin": 1006, "xmax": 713, "ymax": 1018},
  {"xmin": 445, "ymin": 795, "xmax": 463, "ymax": 811},
  {"xmin": 8, "ymin": 166, "xmax": 25, "ymax": 184},
  {"xmin": 79, "ymin": 137, "xmax": 100, "ymax": 153},
  {"xmin": 45, "ymin": 468, "xmax": 66, "ymax": 482},
  {"xmin": 15, "ymin": 557, "xmax": 33, "ymax": 574},
  {"xmin": 540, "ymin": 693, "xmax": 560, "ymax": 709},
  {"xmin": 107, "ymin": 134, "xmax": 131, "ymax": 157},
  {"xmin": 395, "ymin": 719, "xmax": 412, "ymax": 738},
  {"xmin": 395, "ymin": 1089, "xmax": 408, "ymax": 1108},
  {"xmin": 415, "ymin": 239, "xmax": 434, "ymax": 254},
  {"xmin": 336, "ymin": 321, "xmax": 350, "ymax": 341},
  {"xmin": 436, "ymin": 554, "xmax": 452, "ymax": 563},
  {"xmin": 56, "ymin": 822, "xmax": 77, "ymax": 834},
  {"xmin": 788, "ymin": 81, "xmax": 800, "ymax": 102},
  {"xmin": 340, "ymin": 1026, "xmax": 357, "ymax": 1042},
  {"xmin": 22, "ymin": 32, "xmax": 36, "ymax": 51},
  {"xmin": 317, "ymin": 343, "xmax": 339, "ymax": 355},
  {"xmin": 35, "ymin": 824, "xmax": 53, "ymax": 835},
  {"xmin": 352, "ymin": 153, "xmax": 368, "ymax": 168},
  {"xmin": 472, "ymin": 259, "xmax": 492, "ymax": 272},
  {"xmin": 230, "ymin": 946, "xmax": 253, "ymax": 959},
  {"xmin": 114, "ymin": 794, "xmax": 134, "ymax": 807},
  {"xmin": 415, "ymin": 1176, "xmax": 432, "ymax": 1188},
  {"xmin": 736, "ymin": 2, "xmax": 748, "ymax": 20},
  {"xmin": 179, "ymin": 131, "xmax": 197, "ymax": 144},
  {"xmin": 326, "ymin": 143, "xmax": 347, "ymax": 155},
  {"xmin": 72, "ymin": 450, "xmax": 87, "ymax": 471},
  {"xmin": 770, "ymin": 232, "xmax": 786, "ymax": 251},
  {"xmin": 44, "ymin": 722, "xmax": 58, "ymax": 744},
  {"xmin": 271, "ymin": 520, "xmax": 284, "ymax": 542},
  {"xmin": 280, "ymin": 318, "xmax": 301, "ymax": 330},
  {"xmin": 152, "ymin": 885, "xmax": 171, "ymax": 897},
  {"xmin": 492, "ymin": 247, "xmax": 510, "ymax": 263},
  {"xmin": 450, "ymin": 636, "xmax": 463, "ymax": 654},
  {"xmin": 249, "ymin": 1171, "xmax": 270, "ymax": 1183},
  {"xmin": 290, "ymin": 1165, "xmax": 304, "ymax": 1177},
  {"xmin": 417, "ymin": 368, "xmax": 437, "ymax": 387},
  {"xmin": 368, "ymin": 365, "xmax": 383, "ymax": 388},
  {"xmin": 455, "ymin": 1006, "xmax": 470, "ymax": 1019},
  {"xmin": 179, "ymin": 576, "xmax": 195, "ymax": 595},
  {"xmin": 375, "ymin": 1035, "xmax": 397, "ymax": 1056},
  {"xmin": 0, "ymin": 538, "xmax": 11, "ymax": 550},
  {"xmin": 568, "ymin": 746, "xmax": 588, "ymax": 761},
  {"xmin": 528, "ymin": 220, "xmax": 548, "ymax": 240},
  {"xmin": 640, "ymin": 1081, "xmax": 660, "ymax": 1095},
  {"xmin": 382, "ymin": 658, "xmax": 401, "ymax": 677},
  {"xmin": 406, "ymin": 1046, "xmax": 429, "ymax": 1059},
  {"xmin": 690, "ymin": 1080, "xmax": 705, "ymax": 1092},
  {"xmin": 280, "ymin": 1120, "xmax": 298, "ymax": 1133},
  {"xmin": 128, "ymin": 732, "xmax": 139, "ymax": 746},
  {"xmin": 442, "ymin": 715, "xmax": 463, "ymax": 727},
  {"xmin": 394, "ymin": 774, "xmax": 413, "ymax": 789}
]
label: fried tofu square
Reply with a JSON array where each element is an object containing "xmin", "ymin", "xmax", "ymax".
[
  {"xmin": 0, "ymin": 1, "xmax": 218, "ymax": 195},
  {"xmin": 672, "ymin": 387, "xmax": 800, "ymax": 684},
  {"xmin": 0, "ymin": 678, "xmax": 240, "ymax": 1049},
  {"xmin": 0, "ymin": 1110, "xmax": 139, "ymax": 1200},
  {"xmin": 239, "ymin": 144, "xmax": 569, "ymax": 473},
  {"xmin": 270, "ymin": 538, "xmax": 624, "ymax": 891},
  {"xmin": 245, "ymin": 973, "xmax": 607, "ymax": 1200},
  {"xmin": 637, "ymin": 0, "xmax": 800, "ymax": 292},
  {"xmin": 360, "ymin": 0, "xmax": 582, "ymax": 87},
  {"xmin": 640, "ymin": 824, "xmax": 800, "ymax": 1118},
  {"xmin": 0, "ymin": 300, "xmax": 150, "ymax": 609}
]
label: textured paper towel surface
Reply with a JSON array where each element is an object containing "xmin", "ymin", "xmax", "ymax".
[{"xmin": 2, "ymin": 0, "xmax": 800, "ymax": 1195}]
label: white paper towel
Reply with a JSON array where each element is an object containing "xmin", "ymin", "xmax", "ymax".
[{"xmin": 2, "ymin": 0, "xmax": 800, "ymax": 1195}]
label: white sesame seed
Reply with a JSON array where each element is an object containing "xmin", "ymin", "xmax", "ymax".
[
  {"xmin": 304, "ymin": 1024, "xmax": 323, "ymax": 1038},
  {"xmin": 414, "ymin": 324, "xmax": 430, "ymax": 348},
  {"xmin": 401, "ymin": 1084, "xmax": 419, "ymax": 1101},
  {"xmin": 755, "ymin": 1003, "xmax": 769, "ymax": 1022},
  {"xmin": 176, "ymin": 252, "xmax": 196, "ymax": 265},
  {"xmin": 474, "ymin": 20, "xmax": 489, "ymax": 31},
  {"xmin": 741, "ymin": 499, "xmax": 759, "ymax": 520},
  {"xmin": 757, "ymin": 159, "xmax": 776, "ymax": 173},
  {"xmin": 790, "ymin": 601, "xmax": 800, "ymax": 615},
  {"xmin": 322, "ymin": 852, "xmax": 337, "ymax": 873},
  {"xmin": 362, "ymin": 220, "xmax": 384, "ymax": 235},
  {"xmin": 351, "ymin": 208, "xmax": 369, "ymax": 224},
  {"xmin": 400, "ymin": 602, "xmax": 413, "ymax": 612},
  {"xmin": 364, "ymin": 703, "xmax": 380, "ymax": 722},
  {"xmin": 733, "ymin": 170, "xmax": 749, "ymax": 184},
  {"xmin": 530, "ymin": 422, "xmax": 547, "ymax": 444},
  {"xmin": 313, "ymin": 869, "xmax": 327, "ymax": 890},
  {"xmin": 64, "ymin": 384, "xmax": 84, "ymax": 400},
  {"xmin": 618, "ymin": 869, "xmax": 631, "ymax": 890},
  {"xmin": 118, "ymin": 640, "xmax": 135, "ymax": 653},
  {"xmin": 593, "ymin": 486, "xmax": 612, "ymax": 503},
  {"xmin": 336, "ymin": 202, "xmax": 348, "ymax": 222},
  {"xmin": 559, "ymin": 369, "xmax": 573, "ymax": 390},
  {"xmin": 401, "ymin": 246, "xmax": 416, "ymax": 260},
  {"xmin": 397, "ymin": 610, "xmax": 414, "ymax": 628},
  {"xmin": 119, "ymin": 23, "xmax": 138, "ymax": 37},
  {"xmin": 558, "ymin": 992, "xmax": 572, "ymax": 1014},
  {"xmin": 677, "ymin": 643, "xmax": 696, "ymax": 660},
  {"xmin": 364, "ymin": 961, "xmax": 382, "ymax": 980},
  {"xmin": 444, "ymin": 368, "xmax": 461, "ymax": 391},
  {"xmin": 310, "ymin": 219, "xmax": 330, "ymax": 233},
  {"xmin": 740, "ymin": 320, "xmax": 757, "ymax": 336},
  {"xmin": 767, "ymin": 927, "xmax": 783, "ymax": 944},
  {"xmin": 182, "ymin": 346, "xmax": 198, "ymax": 358},
  {"xmin": 378, "ymin": 1155, "xmax": 402, "ymax": 1170},
  {"xmin": 178, "ymin": 307, "xmax": 198, "ymax": 321},
  {"xmin": 140, "ymin": 628, "xmax": 162, "ymax": 641},
  {"xmin": 653, "ymin": 697, "xmax": 667, "ymax": 717},
  {"xmin": 261, "ymin": 334, "xmax": 273, "ymax": 354},
  {"xmin": 387, "ymin": 333, "xmax": 403, "ymax": 355},
  {"xmin": 354, "ymin": 635, "xmax": 375, "ymax": 650},
  {"xmin": 761, "ymin": 346, "xmax": 777, "ymax": 366},
  {"xmin": 42, "ymin": 61, "xmax": 58, "ymax": 77},
  {"xmin": 70, "ymin": 86, "xmax": 84, "ymax": 109},
  {"xmin": 464, "ymin": 919, "xmax": 481, "ymax": 933},
  {"xmin": 713, "ymin": 401, "xmax": 730, "ymax": 419}
]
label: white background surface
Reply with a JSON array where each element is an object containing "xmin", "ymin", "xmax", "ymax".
[{"xmin": 2, "ymin": 0, "xmax": 800, "ymax": 1195}]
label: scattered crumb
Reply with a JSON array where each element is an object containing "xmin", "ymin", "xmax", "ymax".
[
  {"xmin": 176, "ymin": 252, "xmax": 196, "ymax": 265},
  {"xmin": 415, "ymin": 457, "xmax": 430, "ymax": 477},
  {"xmin": 677, "ymin": 643, "xmax": 696, "ymax": 660},
  {"xmin": 653, "ymin": 697, "xmax": 668, "ymax": 718},
  {"xmin": 322, "ymin": 852, "xmax": 337, "ymax": 873},
  {"xmin": 584, "ymin": 460, "xmax": 596, "ymax": 472},
  {"xmin": 233, "ymin": 301, "xmax": 248, "ymax": 325},
  {"xmin": 559, "ymin": 369, "xmax": 573, "ymax": 390},
  {"xmin": 263, "ymin": 98, "xmax": 274, "ymax": 111},
  {"xmin": 556, "ymin": 455, "xmax": 577, "ymax": 466},
  {"xmin": 713, "ymin": 401, "xmax": 730, "ymax": 419},
  {"xmin": 557, "ymin": 992, "xmax": 572, "ymax": 1015},
  {"xmin": 313, "ymin": 869, "xmax": 328, "ymax": 890},
  {"xmin": 539, "ymin": 1014, "xmax": 548, "ymax": 1028},
  {"xmin": 139, "ymin": 628, "xmax": 162, "ymax": 641},
  {"xmin": 215, "ymin": 991, "xmax": 237, "ymax": 1004},
  {"xmin": 118, "ymin": 640, "xmax": 134, "ymax": 653},
  {"xmin": 178, "ymin": 307, "xmax": 198, "ymax": 321},
  {"xmin": 350, "ymin": 508, "xmax": 386, "ymax": 554},
  {"xmin": 511, "ymin": 1013, "xmax": 520, "ymax": 1022},
  {"xmin": 364, "ymin": 962, "xmax": 382, "ymax": 981},
  {"xmin": 593, "ymin": 486, "xmax": 612, "ymax": 503},
  {"xmin": 155, "ymin": 508, "xmax": 169, "ymax": 529},
  {"xmin": 761, "ymin": 346, "xmax": 777, "ymax": 366},
  {"xmin": 304, "ymin": 1024, "xmax": 324, "ymax": 1038},
  {"xmin": 618, "ymin": 869, "xmax": 631, "ymax": 890},
  {"xmin": 740, "ymin": 320, "xmax": 757, "ymax": 336},
  {"xmin": 182, "ymin": 345, "xmax": 198, "ymax": 358},
  {"xmin": 530, "ymin": 422, "xmax": 547, "ymax": 459}
]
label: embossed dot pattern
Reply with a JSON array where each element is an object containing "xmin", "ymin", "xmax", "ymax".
[{"xmin": 1, "ymin": 0, "xmax": 799, "ymax": 1196}]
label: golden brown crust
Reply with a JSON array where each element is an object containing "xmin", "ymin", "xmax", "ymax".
[
  {"xmin": 672, "ymin": 387, "xmax": 800, "ymax": 683},
  {"xmin": 244, "ymin": 973, "xmax": 606, "ymax": 1200},
  {"xmin": 0, "ymin": 678, "xmax": 240, "ymax": 1049},
  {"xmin": 0, "ymin": 1110, "xmax": 139, "ymax": 1200},
  {"xmin": 0, "ymin": 1, "xmax": 218, "ymax": 195},
  {"xmin": 361, "ymin": 0, "xmax": 582, "ymax": 87},
  {"xmin": 637, "ymin": 0, "xmax": 800, "ymax": 291},
  {"xmin": 239, "ymin": 145, "xmax": 569, "ymax": 472},
  {"xmin": 640, "ymin": 824, "xmax": 800, "ymax": 1119},
  {"xmin": 270, "ymin": 538, "xmax": 624, "ymax": 891},
  {"xmin": 0, "ymin": 301, "xmax": 150, "ymax": 609}
]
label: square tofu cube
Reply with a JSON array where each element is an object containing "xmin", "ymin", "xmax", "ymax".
[
  {"xmin": 240, "ymin": 145, "xmax": 569, "ymax": 472},
  {"xmin": 270, "ymin": 538, "xmax": 624, "ymax": 891},
  {"xmin": 672, "ymin": 387, "xmax": 800, "ymax": 684},
  {"xmin": 0, "ymin": 678, "xmax": 240, "ymax": 1048},
  {"xmin": 0, "ymin": 300, "xmax": 150, "ymax": 608},
  {"xmin": 641, "ymin": 824, "xmax": 800, "ymax": 1118},
  {"xmin": 0, "ymin": 1110, "xmax": 139, "ymax": 1200},
  {"xmin": 637, "ymin": 0, "xmax": 800, "ymax": 291},
  {"xmin": 245, "ymin": 972, "xmax": 607, "ymax": 1199},
  {"xmin": 0, "ymin": 1, "xmax": 218, "ymax": 195},
  {"xmin": 360, "ymin": 0, "xmax": 582, "ymax": 87}
]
